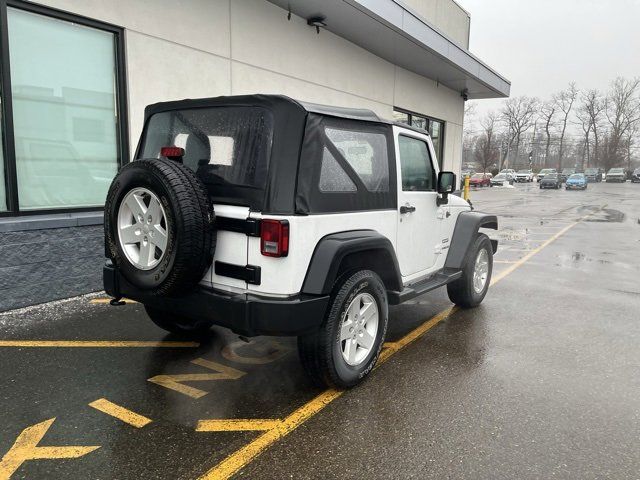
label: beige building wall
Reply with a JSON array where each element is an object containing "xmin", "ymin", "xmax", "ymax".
[
  {"xmin": 33, "ymin": 0, "xmax": 466, "ymax": 175},
  {"xmin": 399, "ymin": 0, "xmax": 470, "ymax": 48}
]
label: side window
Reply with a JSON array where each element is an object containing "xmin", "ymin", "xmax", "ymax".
[
  {"xmin": 398, "ymin": 135, "xmax": 434, "ymax": 192},
  {"xmin": 324, "ymin": 127, "xmax": 389, "ymax": 192},
  {"xmin": 319, "ymin": 147, "xmax": 357, "ymax": 192}
]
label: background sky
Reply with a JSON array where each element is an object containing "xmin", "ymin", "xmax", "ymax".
[{"xmin": 457, "ymin": 0, "xmax": 640, "ymax": 131}]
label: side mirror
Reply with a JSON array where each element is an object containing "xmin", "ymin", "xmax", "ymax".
[{"xmin": 437, "ymin": 171, "xmax": 456, "ymax": 206}]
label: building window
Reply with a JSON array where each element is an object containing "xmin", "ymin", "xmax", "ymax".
[
  {"xmin": 0, "ymin": 1, "xmax": 128, "ymax": 215},
  {"xmin": 393, "ymin": 108, "xmax": 445, "ymax": 169}
]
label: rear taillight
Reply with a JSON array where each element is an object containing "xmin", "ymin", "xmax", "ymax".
[
  {"xmin": 160, "ymin": 146, "xmax": 185, "ymax": 160},
  {"xmin": 260, "ymin": 219, "xmax": 289, "ymax": 257}
]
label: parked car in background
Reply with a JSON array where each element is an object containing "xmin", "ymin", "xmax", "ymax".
[
  {"xmin": 469, "ymin": 173, "xmax": 492, "ymax": 187},
  {"xmin": 606, "ymin": 168, "xmax": 626, "ymax": 182},
  {"xmin": 631, "ymin": 168, "xmax": 640, "ymax": 183},
  {"xmin": 537, "ymin": 168, "xmax": 557, "ymax": 181},
  {"xmin": 560, "ymin": 168, "xmax": 576, "ymax": 182},
  {"xmin": 516, "ymin": 169, "xmax": 534, "ymax": 182},
  {"xmin": 584, "ymin": 167, "xmax": 603, "ymax": 182},
  {"xmin": 500, "ymin": 169, "xmax": 517, "ymax": 181},
  {"xmin": 491, "ymin": 173, "xmax": 513, "ymax": 187},
  {"xmin": 565, "ymin": 173, "xmax": 588, "ymax": 190},
  {"xmin": 539, "ymin": 173, "xmax": 562, "ymax": 189}
]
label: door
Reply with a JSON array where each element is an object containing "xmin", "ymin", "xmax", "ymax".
[{"xmin": 395, "ymin": 129, "xmax": 445, "ymax": 279}]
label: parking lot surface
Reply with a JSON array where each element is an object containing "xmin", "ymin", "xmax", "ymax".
[{"xmin": 1, "ymin": 182, "xmax": 639, "ymax": 479}]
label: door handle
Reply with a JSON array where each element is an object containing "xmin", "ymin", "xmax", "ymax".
[{"xmin": 400, "ymin": 204, "xmax": 416, "ymax": 214}]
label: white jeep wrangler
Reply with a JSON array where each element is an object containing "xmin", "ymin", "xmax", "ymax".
[{"xmin": 104, "ymin": 95, "xmax": 497, "ymax": 388}]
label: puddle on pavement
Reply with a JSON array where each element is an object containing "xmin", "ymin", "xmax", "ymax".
[{"xmin": 584, "ymin": 208, "xmax": 626, "ymax": 223}]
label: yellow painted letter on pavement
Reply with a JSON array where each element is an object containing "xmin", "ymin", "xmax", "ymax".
[
  {"xmin": 148, "ymin": 358, "xmax": 246, "ymax": 399},
  {"xmin": 0, "ymin": 418, "xmax": 100, "ymax": 480}
]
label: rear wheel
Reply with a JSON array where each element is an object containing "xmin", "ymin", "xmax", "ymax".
[
  {"xmin": 298, "ymin": 270, "xmax": 388, "ymax": 388},
  {"xmin": 447, "ymin": 234, "xmax": 493, "ymax": 308}
]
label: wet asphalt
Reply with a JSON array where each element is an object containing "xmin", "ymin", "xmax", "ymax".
[{"xmin": 1, "ymin": 181, "xmax": 639, "ymax": 479}]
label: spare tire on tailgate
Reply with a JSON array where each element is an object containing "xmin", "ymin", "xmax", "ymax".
[{"xmin": 104, "ymin": 158, "xmax": 215, "ymax": 296}]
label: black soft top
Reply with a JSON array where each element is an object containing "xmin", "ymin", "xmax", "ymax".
[
  {"xmin": 142, "ymin": 94, "xmax": 392, "ymax": 124},
  {"xmin": 138, "ymin": 94, "xmax": 404, "ymax": 214}
]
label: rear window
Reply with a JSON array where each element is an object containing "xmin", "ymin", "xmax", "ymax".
[{"xmin": 139, "ymin": 106, "xmax": 273, "ymax": 189}]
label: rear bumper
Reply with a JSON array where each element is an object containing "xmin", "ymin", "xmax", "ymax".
[{"xmin": 104, "ymin": 262, "xmax": 329, "ymax": 337}]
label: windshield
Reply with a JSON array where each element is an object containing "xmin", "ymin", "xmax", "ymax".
[
  {"xmin": 517, "ymin": 170, "xmax": 529, "ymax": 173},
  {"xmin": 471, "ymin": 174, "xmax": 485, "ymax": 179},
  {"xmin": 139, "ymin": 106, "xmax": 274, "ymax": 189},
  {"xmin": 569, "ymin": 174, "xmax": 584, "ymax": 180},
  {"xmin": 494, "ymin": 174, "xmax": 506, "ymax": 180},
  {"xmin": 545, "ymin": 174, "xmax": 558, "ymax": 179},
  {"xmin": 539, "ymin": 169, "xmax": 554, "ymax": 174},
  {"xmin": 562, "ymin": 169, "xmax": 575, "ymax": 174},
  {"xmin": 585, "ymin": 168, "xmax": 598, "ymax": 173},
  {"xmin": 609, "ymin": 168, "xmax": 624, "ymax": 173}
]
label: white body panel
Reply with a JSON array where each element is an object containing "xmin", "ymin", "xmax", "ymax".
[
  {"xmin": 245, "ymin": 210, "xmax": 397, "ymax": 295},
  {"xmin": 207, "ymin": 125, "xmax": 467, "ymax": 297}
]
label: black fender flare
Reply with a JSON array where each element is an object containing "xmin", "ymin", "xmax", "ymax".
[
  {"xmin": 444, "ymin": 211, "xmax": 498, "ymax": 270},
  {"xmin": 301, "ymin": 230, "xmax": 402, "ymax": 295}
]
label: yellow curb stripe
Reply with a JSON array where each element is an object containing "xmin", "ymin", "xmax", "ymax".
[
  {"xmin": 196, "ymin": 420, "xmax": 282, "ymax": 432},
  {"xmin": 198, "ymin": 207, "xmax": 603, "ymax": 480},
  {"xmin": 88, "ymin": 398, "xmax": 152, "ymax": 428},
  {"xmin": 0, "ymin": 340, "xmax": 198, "ymax": 348}
]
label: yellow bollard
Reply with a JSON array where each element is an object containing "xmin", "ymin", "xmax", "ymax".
[{"xmin": 463, "ymin": 175, "xmax": 470, "ymax": 201}]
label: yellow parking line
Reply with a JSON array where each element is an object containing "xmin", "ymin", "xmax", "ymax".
[
  {"xmin": 200, "ymin": 389, "xmax": 342, "ymax": 479},
  {"xmin": 491, "ymin": 220, "xmax": 579, "ymax": 285},
  {"xmin": 90, "ymin": 298, "xmax": 137, "ymax": 304},
  {"xmin": 88, "ymin": 398, "xmax": 152, "ymax": 428},
  {"xmin": 199, "ymin": 208, "xmax": 600, "ymax": 480},
  {"xmin": 0, "ymin": 340, "xmax": 198, "ymax": 348},
  {"xmin": 196, "ymin": 420, "xmax": 282, "ymax": 432}
]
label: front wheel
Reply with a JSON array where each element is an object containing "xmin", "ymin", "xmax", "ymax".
[
  {"xmin": 447, "ymin": 234, "xmax": 493, "ymax": 308},
  {"xmin": 298, "ymin": 270, "xmax": 388, "ymax": 388}
]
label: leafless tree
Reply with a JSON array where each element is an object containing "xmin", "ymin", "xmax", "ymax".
[
  {"xmin": 579, "ymin": 89, "xmax": 606, "ymax": 167},
  {"xmin": 554, "ymin": 82, "xmax": 578, "ymax": 170},
  {"xmin": 603, "ymin": 77, "xmax": 640, "ymax": 170},
  {"xmin": 500, "ymin": 96, "xmax": 539, "ymax": 168},
  {"xmin": 474, "ymin": 112, "xmax": 499, "ymax": 174},
  {"xmin": 539, "ymin": 102, "xmax": 557, "ymax": 168},
  {"xmin": 624, "ymin": 120, "xmax": 639, "ymax": 173}
]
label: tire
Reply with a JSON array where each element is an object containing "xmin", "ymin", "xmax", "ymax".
[
  {"xmin": 447, "ymin": 234, "xmax": 493, "ymax": 308},
  {"xmin": 105, "ymin": 159, "xmax": 215, "ymax": 296},
  {"xmin": 298, "ymin": 270, "xmax": 388, "ymax": 389},
  {"xmin": 145, "ymin": 305, "xmax": 213, "ymax": 337}
]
